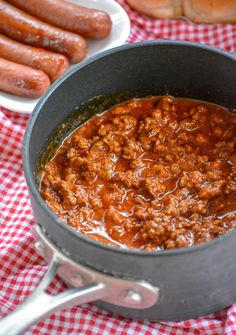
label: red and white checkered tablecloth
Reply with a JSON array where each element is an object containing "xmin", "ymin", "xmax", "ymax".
[{"xmin": 1, "ymin": 1, "xmax": 236, "ymax": 334}]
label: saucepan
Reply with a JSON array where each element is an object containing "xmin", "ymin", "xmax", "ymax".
[{"xmin": 0, "ymin": 41, "xmax": 236, "ymax": 335}]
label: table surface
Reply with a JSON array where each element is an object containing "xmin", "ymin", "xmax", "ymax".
[{"xmin": 1, "ymin": 0, "xmax": 236, "ymax": 334}]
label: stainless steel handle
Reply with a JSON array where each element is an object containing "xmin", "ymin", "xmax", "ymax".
[
  {"xmin": 0, "ymin": 256, "xmax": 106, "ymax": 335},
  {"xmin": 0, "ymin": 224, "xmax": 159, "ymax": 335}
]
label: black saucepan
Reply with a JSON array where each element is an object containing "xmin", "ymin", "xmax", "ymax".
[{"xmin": 0, "ymin": 41, "xmax": 236, "ymax": 335}]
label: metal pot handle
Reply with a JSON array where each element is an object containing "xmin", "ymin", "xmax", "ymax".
[
  {"xmin": 0, "ymin": 225, "xmax": 159, "ymax": 335},
  {"xmin": 0, "ymin": 255, "xmax": 106, "ymax": 335}
]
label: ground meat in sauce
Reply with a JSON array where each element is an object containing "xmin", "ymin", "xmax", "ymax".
[{"xmin": 40, "ymin": 96, "xmax": 236, "ymax": 250}]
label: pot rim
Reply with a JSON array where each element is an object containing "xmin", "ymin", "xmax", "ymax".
[{"xmin": 23, "ymin": 40, "xmax": 236, "ymax": 258}]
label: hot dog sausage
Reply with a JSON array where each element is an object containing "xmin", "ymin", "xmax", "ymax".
[
  {"xmin": 0, "ymin": 57, "xmax": 50, "ymax": 98},
  {"xmin": 6, "ymin": 0, "xmax": 112, "ymax": 39},
  {"xmin": 0, "ymin": 0, "xmax": 87, "ymax": 63},
  {"xmin": 0, "ymin": 34, "xmax": 69, "ymax": 82}
]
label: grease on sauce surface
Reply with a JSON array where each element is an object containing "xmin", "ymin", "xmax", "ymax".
[{"xmin": 40, "ymin": 96, "xmax": 236, "ymax": 250}]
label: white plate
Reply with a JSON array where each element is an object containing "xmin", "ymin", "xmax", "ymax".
[{"xmin": 0, "ymin": 0, "xmax": 130, "ymax": 114}]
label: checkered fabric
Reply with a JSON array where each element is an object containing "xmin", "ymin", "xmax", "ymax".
[{"xmin": 0, "ymin": 0, "xmax": 236, "ymax": 334}]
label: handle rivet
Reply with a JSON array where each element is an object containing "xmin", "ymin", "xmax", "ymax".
[
  {"xmin": 35, "ymin": 240, "xmax": 46, "ymax": 256},
  {"xmin": 72, "ymin": 273, "xmax": 85, "ymax": 287},
  {"xmin": 123, "ymin": 289, "xmax": 142, "ymax": 305}
]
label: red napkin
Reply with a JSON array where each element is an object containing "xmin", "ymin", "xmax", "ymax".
[{"xmin": 1, "ymin": 0, "xmax": 236, "ymax": 333}]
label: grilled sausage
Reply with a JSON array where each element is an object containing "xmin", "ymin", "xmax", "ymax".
[
  {"xmin": 6, "ymin": 0, "xmax": 112, "ymax": 39},
  {"xmin": 0, "ymin": 34, "xmax": 69, "ymax": 82},
  {"xmin": 0, "ymin": 57, "xmax": 50, "ymax": 98},
  {"xmin": 0, "ymin": 0, "xmax": 87, "ymax": 63}
]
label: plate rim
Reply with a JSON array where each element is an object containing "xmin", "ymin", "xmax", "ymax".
[{"xmin": 0, "ymin": 0, "xmax": 130, "ymax": 114}]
